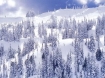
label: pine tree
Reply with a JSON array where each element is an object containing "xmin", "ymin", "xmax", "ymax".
[
  {"xmin": 101, "ymin": 57, "xmax": 105, "ymax": 77},
  {"xmin": 54, "ymin": 48, "xmax": 63, "ymax": 78},
  {"xmin": 65, "ymin": 52, "xmax": 72, "ymax": 78},
  {"xmin": 31, "ymin": 22, "xmax": 35, "ymax": 38},
  {"xmin": 8, "ymin": 45, "xmax": 15, "ymax": 59},
  {"xmin": 29, "ymin": 55, "xmax": 36, "ymax": 76},
  {"xmin": 38, "ymin": 24, "xmax": 42, "ymax": 38},
  {"xmin": 3, "ymin": 63, "xmax": 8, "ymax": 78},
  {"xmin": 22, "ymin": 42, "xmax": 28, "ymax": 56},
  {"xmin": 0, "ymin": 45, "xmax": 4, "ymax": 57},
  {"xmin": 88, "ymin": 36, "xmax": 95, "ymax": 53},
  {"xmin": 87, "ymin": 20, "xmax": 94, "ymax": 31},
  {"xmin": 9, "ymin": 61, "xmax": 17, "ymax": 78},
  {"xmin": 88, "ymin": 55, "xmax": 99, "ymax": 78},
  {"xmin": 42, "ymin": 52, "xmax": 47, "ymax": 78},
  {"xmin": 50, "ymin": 15, "xmax": 57, "ymax": 28},
  {"xmin": 74, "ymin": 37, "xmax": 80, "ymax": 76},
  {"xmin": 63, "ymin": 29, "xmax": 69, "ymax": 39},
  {"xmin": 82, "ymin": 58, "xmax": 87, "ymax": 72},
  {"xmin": 16, "ymin": 46, "xmax": 23, "ymax": 78},
  {"xmin": 77, "ymin": 48, "xmax": 84, "ymax": 66},
  {"xmin": 47, "ymin": 53, "xmax": 54, "ymax": 78},
  {"xmin": 62, "ymin": 18, "xmax": 70, "ymax": 39},
  {"xmin": 22, "ymin": 39, "xmax": 34, "ymax": 56},
  {"xmin": 41, "ymin": 22, "xmax": 47, "ymax": 38},
  {"xmin": 58, "ymin": 18, "xmax": 64, "ymax": 30},
  {"xmin": 82, "ymin": 57, "xmax": 88, "ymax": 78},
  {"xmin": 25, "ymin": 55, "xmax": 31, "ymax": 78},
  {"xmin": 61, "ymin": 59, "xmax": 66, "ymax": 78},
  {"xmin": 23, "ymin": 26, "xmax": 28, "ymax": 38},
  {"xmin": 96, "ymin": 49, "xmax": 102, "ymax": 61},
  {"xmin": 27, "ymin": 38, "xmax": 35, "ymax": 52},
  {"xmin": 102, "ymin": 15, "xmax": 105, "ymax": 46},
  {"xmin": 86, "ymin": 54, "xmax": 92, "ymax": 78},
  {"xmin": 41, "ymin": 43, "xmax": 49, "ymax": 78},
  {"xmin": 14, "ymin": 24, "xmax": 23, "ymax": 41},
  {"xmin": 26, "ymin": 10, "xmax": 35, "ymax": 17},
  {"xmin": 8, "ymin": 31, "xmax": 14, "ymax": 42},
  {"xmin": 0, "ymin": 26, "xmax": 7, "ymax": 40}
]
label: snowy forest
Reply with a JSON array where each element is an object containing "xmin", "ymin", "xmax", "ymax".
[{"xmin": 0, "ymin": 8, "xmax": 105, "ymax": 78}]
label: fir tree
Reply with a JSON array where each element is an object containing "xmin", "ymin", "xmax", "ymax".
[
  {"xmin": 96, "ymin": 49, "xmax": 102, "ymax": 61},
  {"xmin": 0, "ymin": 45, "xmax": 4, "ymax": 57},
  {"xmin": 65, "ymin": 52, "xmax": 72, "ymax": 78},
  {"xmin": 88, "ymin": 36, "xmax": 95, "ymax": 53},
  {"xmin": 9, "ymin": 61, "xmax": 17, "ymax": 78}
]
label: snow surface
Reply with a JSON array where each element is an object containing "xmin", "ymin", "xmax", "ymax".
[
  {"xmin": 0, "ymin": 5, "xmax": 105, "ymax": 78},
  {"xmin": 0, "ymin": 17, "xmax": 23, "ymax": 24}
]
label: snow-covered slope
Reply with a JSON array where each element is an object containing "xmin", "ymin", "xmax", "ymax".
[
  {"xmin": 40, "ymin": 6, "xmax": 105, "ymax": 17},
  {"xmin": 1, "ymin": 6, "xmax": 105, "ymax": 24},
  {"xmin": 0, "ymin": 6, "xmax": 105, "ymax": 78},
  {"xmin": 32, "ymin": 6, "xmax": 105, "ymax": 25},
  {"xmin": 0, "ymin": 17, "xmax": 23, "ymax": 24}
]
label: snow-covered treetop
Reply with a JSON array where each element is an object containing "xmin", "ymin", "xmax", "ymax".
[{"xmin": 26, "ymin": 10, "xmax": 35, "ymax": 17}]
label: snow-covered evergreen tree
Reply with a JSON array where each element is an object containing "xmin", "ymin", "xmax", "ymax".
[
  {"xmin": 58, "ymin": 18, "xmax": 64, "ymax": 30},
  {"xmin": 16, "ymin": 46, "xmax": 23, "ymax": 78},
  {"xmin": 38, "ymin": 24, "xmax": 42, "ymax": 38},
  {"xmin": 89, "ymin": 56, "xmax": 99, "ymax": 78},
  {"xmin": 26, "ymin": 10, "xmax": 35, "ymax": 17},
  {"xmin": 49, "ymin": 15, "xmax": 57, "ymax": 28},
  {"xmin": 22, "ymin": 38, "xmax": 34, "ymax": 56},
  {"xmin": 101, "ymin": 56, "xmax": 105, "ymax": 78},
  {"xmin": 0, "ymin": 45, "xmax": 4, "ymax": 57},
  {"xmin": 30, "ymin": 22, "xmax": 35, "ymax": 38},
  {"xmin": 88, "ymin": 36, "xmax": 95, "ymax": 52},
  {"xmin": 47, "ymin": 53, "xmax": 54, "ymax": 78},
  {"xmin": 96, "ymin": 49, "xmax": 102, "ymax": 61},
  {"xmin": 8, "ymin": 45, "xmax": 16, "ymax": 59},
  {"xmin": 41, "ymin": 43, "xmax": 49, "ymax": 78},
  {"xmin": 14, "ymin": 24, "xmax": 23, "ymax": 41},
  {"xmin": 25, "ymin": 56, "xmax": 31, "ymax": 78},
  {"xmin": 65, "ymin": 52, "xmax": 72, "ymax": 78},
  {"xmin": 9, "ymin": 61, "xmax": 17, "ymax": 78},
  {"xmin": 3, "ymin": 63, "xmax": 8, "ymax": 78},
  {"xmin": 63, "ymin": 28, "xmax": 69, "ymax": 39},
  {"xmin": 54, "ymin": 48, "xmax": 63, "ymax": 78},
  {"xmin": 62, "ymin": 18, "xmax": 70, "ymax": 39},
  {"xmin": 29, "ymin": 55, "xmax": 36, "ymax": 76}
]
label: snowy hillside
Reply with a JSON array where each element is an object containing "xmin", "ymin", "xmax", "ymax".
[
  {"xmin": 0, "ymin": 6, "xmax": 105, "ymax": 78},
  {"xmin": 0, "ymin": 17, "xmax": 23, "ymax": 24},
  {"xmin": 1, "ymin": 5, "xmax": 105, "ymax": 24},
  {"xmin": 38, "ymin": 6, "xmax": 105, "ymax": 17},
  {"xmin": 35, "ymin": 5, "xmax": 105, "ymax": 23}
]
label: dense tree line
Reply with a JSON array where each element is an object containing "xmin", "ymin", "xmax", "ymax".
[{"xmin": 0, "ymin": 14, "xmax": 105, "ymax": 78}]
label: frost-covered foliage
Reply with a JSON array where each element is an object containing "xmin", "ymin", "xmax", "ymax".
[
  {"xmin": 101, "ymin": 58, "xmax": 105, "ymax": 77},
  {"xmin": 96, "ymin": 49, "xmax": 102, "ymax": 61},
  {"xmin": 9, "ymin": 61, "xmax": 17, "ymax": 78},
  {"xmin": 0, "ymin": 45, "xmax": 4, "ymax": 57},
  {"xmin": 25, "ymin": 55, "xmax": 36, "ymax": 78},
  {"xmin": 8, "ymin": 45, "xmax": 16, "ymax": 59},
  {"xmin": 26, "ymin": 10, "xmax": 35, "ymax": 17},
  {"xmin": 22, "ymin": 38, "xmax": 34, "ymax": 56},
  {"xmin": 88, "ymin": 36, "xmax": 95, "ymax": 52},
  {"xmin": 0, "ymin": 11, "xmax": 105, "ymax": 78},
  {"xmin": 48, "ymin": 15, "xmax": 57, "ymax": 28}
]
